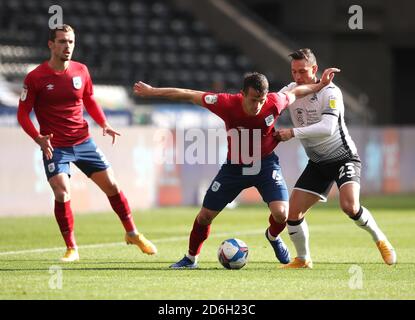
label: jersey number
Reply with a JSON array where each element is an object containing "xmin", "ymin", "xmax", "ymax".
[{"xmin": 339, "ymin": 163, "xmax": 356, "ymax": 180}]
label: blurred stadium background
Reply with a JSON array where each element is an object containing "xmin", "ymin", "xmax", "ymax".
[{"xmin": 1, "ymin": 0, "xmax": 415, "ymax": 216}]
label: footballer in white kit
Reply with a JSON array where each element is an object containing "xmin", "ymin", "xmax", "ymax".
[
  {"xmin": 280, "ymin": 80, "xmax": 360, "ymax": 200},
  {"xmin": 275, "ymin": 48, "xmax": 396, "ymax": 269}
]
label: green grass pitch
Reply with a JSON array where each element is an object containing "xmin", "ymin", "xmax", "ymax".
[{"xmin": 0, "ymin": 195, "xmax": 414, "ymax": 300}]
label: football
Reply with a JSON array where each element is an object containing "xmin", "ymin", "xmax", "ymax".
[{"xmin": 217, "ymin": 238, "xmax": 249, "ymax": 269}]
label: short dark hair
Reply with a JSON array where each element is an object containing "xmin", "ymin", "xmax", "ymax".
[
  {"xmin": 243, "ymin": 72, "xmax": 269, "ymax": 94},
  {"xmin": 49, "ymin": 24, "xmax": 74, "ymax": 42},
  {"xmin": 289, "ymin": 48, "xmax": 317, "ymax": 65}
]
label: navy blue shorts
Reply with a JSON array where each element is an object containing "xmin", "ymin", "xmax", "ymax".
[
  {"xmin": 203, "ymin": 153, "xmax": 288, "ymax": 211},
  {"xmin": 43, "ymin": 138, "xmax": 111, "ymax": 180}
]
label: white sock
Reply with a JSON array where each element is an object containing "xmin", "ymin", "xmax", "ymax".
[
  {"xmin": 287, "ymin": 219, "xmax": 310, "ymax": 260},
  {"xmin": 353, "ymin": 206, "xmax": 386, "ymax": 242},
  {"xmin": 186, "ymin": 253, "xmax": 198, "ymax": 263},
  {"xmin": 267, "ymin": 229, "xmax": 280, "ymax": 241},
  {"xmin": 127, "ymin": 230, "xmax": 138, "ymax": 237}
]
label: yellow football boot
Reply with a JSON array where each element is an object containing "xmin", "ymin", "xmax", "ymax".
[
  {"xmin": 60, "ymin": 248, "xmax": 79, "ymax": 262},
  {"xmin": 280, "ymin": 257, "xmax": 313, "ymax": 269},
  {"xmin": 376, "ymin": 239, "xmax": 397, "ymax": 265},
  {"xmin": 125, "ymin": 232, "xmax": 157, "ymax": 255}
]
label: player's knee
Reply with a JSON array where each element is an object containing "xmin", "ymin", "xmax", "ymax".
[
  {"xmin": 288, "ymin": 207, "xmax": 304, "ymax": 221},
  {"xmin": 341, "ymin": 201, "xmax": 360, "ymax": 217},
  {"xmin": 53, "ymin": 188, "xmax": 70, "ymax": 202},
  {"xmin": 271, "ymin": 206, "xmax": 288, "ymax": 224},
  {"xmin": 197, "ymin": 209, "xmax": 217, "ymax": 225},
  {"xmin": 197, "ymin": 214, "xmax": 213, "ymax": 225}
]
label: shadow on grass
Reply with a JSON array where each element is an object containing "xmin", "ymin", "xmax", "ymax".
[{"xmin": 0, "ymin": 260, "xmax": 409, "ymax": 272}]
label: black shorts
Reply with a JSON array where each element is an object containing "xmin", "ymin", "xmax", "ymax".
[{"xmin": 294, "ymin": 157, "xmax": 361, "ymax": 201}]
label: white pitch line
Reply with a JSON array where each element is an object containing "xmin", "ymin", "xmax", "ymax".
[{"xmin": 0, "ymin": 229, "xmax": 264, "ymax": 256}]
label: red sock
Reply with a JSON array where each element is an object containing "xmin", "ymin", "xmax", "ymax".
[
  {"xmin": 268, "ymin": 214, "xmax": 286, "ymax": 238},
  {"xmin": 54, "ymin": 200, "xmax": 76, "ymax": 248},
  {"xmin": 108, "ymin": 191, "xmax": 137, "ymax": 233},
  {"xmin": 188, "ymin": 218, "xmax": 211, "ymax": 256}
]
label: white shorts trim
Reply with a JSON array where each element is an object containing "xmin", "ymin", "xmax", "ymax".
[
  {"xmin": 339, "ymin": 181, "xmax": 360, "ymax": 190},
  {"xmin": 293, "ymin": 187, "xmax": 327, "ymax": 202}
]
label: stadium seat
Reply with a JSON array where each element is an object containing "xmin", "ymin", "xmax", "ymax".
[{"xmin": 0, "ymin": 0, "xmax": 255, "ymax": 91}]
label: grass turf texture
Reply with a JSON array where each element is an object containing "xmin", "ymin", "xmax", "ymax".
[{"xmin": 0, "ymin": 195, "xmax": 414, "ymax": 299}]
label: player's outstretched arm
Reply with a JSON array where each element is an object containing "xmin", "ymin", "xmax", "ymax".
[
  {"xmin": 133, "ymin": 81, "xmax": 205, "ymax": 106},
  {"xmin": 285, "ymin": 67, "xmax": 341, "ymax": 103}
]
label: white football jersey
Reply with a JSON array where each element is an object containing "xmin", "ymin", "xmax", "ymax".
[{"xmin": 280, "ymin": 82, "xmax": 358, "ymax": 163}]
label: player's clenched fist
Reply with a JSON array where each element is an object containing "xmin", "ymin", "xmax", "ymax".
[
  {"xmin": 320, "ymin": 67, "xmax": 340, "ymax": 86},
  {"xmin": 133, "ymin": 81, "xmax": 154, "ymax": 97},
  {"xmin": 273, "ymin": 129, "xmax": 294, "ymax": 142}
]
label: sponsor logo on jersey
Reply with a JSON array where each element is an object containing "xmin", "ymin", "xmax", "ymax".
[
  {"xmin": 329, "ymin": 99, "xmax": 337, "ymax": 109},
  {"xmin": 48, "ymin": 163, "xmax": 55, "ymax": 173},
  {"xmin": 211, "ymin": 181, "xmax": 221, "ymax": 192},
  {"xmin": 204, "ymin": 94, "xmax": 218, "ymax": 105},
  {"xmin": 295, "ymin": 108, "xmax": 305, "ymax": 126},
  {"xmin": 72, "ymin": 76, "xmax": 82, "ymax": 89},
  {"xmin": 46, "ymin": 84, "xmax": 54, "ymax": 90},
  {"xmin": 310, "ymin": 93, "xmax": 318, "ymax": 102},
  {"xmin": 265, "ymin": 114, "xmax": 274, "ymax": 126},
  {"xmin": 20, "ymin": 86, "xmax": 28, "ymax": 101}
]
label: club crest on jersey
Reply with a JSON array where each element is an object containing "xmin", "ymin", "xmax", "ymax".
[
  {"xmin": 48, "ymin": 163, "xmax": 55, "ymax": 173},
  {"xmin": 211, "ymin": 181, "xmax": 221, "ymax": 192},
  {"xmin": 272, "ymin": 170, "xmax": 284, "ymax": 185},
  {"xmin": 20, "ymin": 86, "xmax": 28, "ymax": 101},
  {"xmin": 265, "ymin": 114, "xmax": 274, "ymax": 126},
  {"xmin": 204, "ymin": 94, "xmax": 218, "ymax": 105},
  {"xmin": 72, "ymin": 76, "xmax": 82, "ymax": 89}
]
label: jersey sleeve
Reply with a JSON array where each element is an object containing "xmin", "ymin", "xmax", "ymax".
[
  {"xmin": 83, "ymin": 65, "xmax": 94, "ymax": 97},
  {"xmin": 201, "ymin": 92, "xmax": 229, "ymax": 120},
  {"xmin": 17, "ymin": 73, "xmax": 40, "ymax": 140},
  {"xmin": 321, "ymin": 85, "xmax": 343, "ymax": 118},
  {"xmin": 278, "ymin": 82, "xmax": 297, "ymax": 93},
  {"xmin": 82, "ymin": 65, "xmax": 107, "ymax": 126},
  {"xmin": 268, "ymin": 92, "xmax": 290, "ymax": 114},
  {"xmin": 293, "ymin": 114, "xmax": 338, "ymax": 138}
]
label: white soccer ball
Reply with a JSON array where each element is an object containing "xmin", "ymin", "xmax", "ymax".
[{"xmin": 217, "ymin": 238, "xmax": 249, "ymax": 269}]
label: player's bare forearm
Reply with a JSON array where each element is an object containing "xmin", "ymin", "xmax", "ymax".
[
  {"xmin": 151, "ymin": 87, "xmax": 202, "ymax": 102},
  {"xmin": 134, "ymin": 81, "xmax": 204, "ymax": 105},
  {"xmin": 288, "ymin": 67, "xmax": 341, "ymax": 99},
  {"xmin": 289, "ymin": 83, "xmax": 323, "ymax": 98}
]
